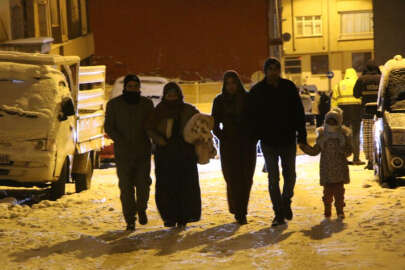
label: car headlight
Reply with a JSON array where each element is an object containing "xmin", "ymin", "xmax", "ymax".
[{"xmin": 392, "ymin": 132, "xmax": 405, "ymax": 145}]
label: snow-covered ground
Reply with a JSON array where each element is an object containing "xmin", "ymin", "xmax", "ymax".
[{"xmin": 1, "ymin": 156, "xmax": 405, "ymax": 270}]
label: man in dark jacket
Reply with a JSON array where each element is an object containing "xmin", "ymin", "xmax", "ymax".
[
  {"xmin": 104, "ymin": 74, "xmax": 154, "ymax": 231},
  {"xmin": 354, "ymin": 61, "xmax": 381, "ymax": 170},
  {"xmin": 248, "ymin": 58, "xmax": 307, "ymax": 227}
]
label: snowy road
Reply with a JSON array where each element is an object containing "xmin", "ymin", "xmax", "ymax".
[{"xmin": 1, "ymin": 156, "xmax": 405, "ymax": 270}]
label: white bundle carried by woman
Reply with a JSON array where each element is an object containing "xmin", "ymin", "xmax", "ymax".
[{"xmin": 183, "ymin": 113, "xmax": 217, "ymax": 164}]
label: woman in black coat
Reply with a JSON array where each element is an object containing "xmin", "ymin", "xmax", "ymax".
[
  {"xmin": 147, "ymin": 82, "xmax": 201, "ymax": 228},
  {"xmin": 211, "ymin": 71, "xmax": 257, "ymax": 224}
]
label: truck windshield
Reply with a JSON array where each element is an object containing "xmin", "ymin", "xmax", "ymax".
[
  {"xmin": 386, "ymin": 68, "xmax": 405, "ymax": 111},
  {"xmin": 0, "ymin": 78, "xmax": 56, "ymax": 118}
]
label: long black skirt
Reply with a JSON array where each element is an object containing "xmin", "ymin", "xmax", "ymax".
[
  {"xmin": 154, "ymin": 139, "xmax": 201, "ymax": 224},
  {"xmin": 220, "ymin": 137, "xmax": 257, "ymax": 216}
]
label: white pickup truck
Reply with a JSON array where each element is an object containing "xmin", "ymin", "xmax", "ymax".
[{"xmin": 0, "ymin": 51, "xmax": 107, "ymax": 200}]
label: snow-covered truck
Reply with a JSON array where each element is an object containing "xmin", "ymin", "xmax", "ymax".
[{"xmin": 0, "ymin": 51, "xmax": 107, "ymax": 200}]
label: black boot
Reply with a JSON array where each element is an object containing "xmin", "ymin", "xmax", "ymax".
[
  {"xmin": 138, "ymin": 211, "xmax": 148, "ymax": 225},
  {"xmin": 271, "ymin": 216, "xmax": 286, "ymax": 227},
  {"xmin": 284, "ymin": 204, "xmax": 293, "ymax": 221},
  {"xmin": 177, "ymin": 222, "xmax": 187, "ymax": 228},
  {"xmin": 235, "ymin": 214, "xmax": 248, "ymax": 225},
  {"xmin": 126, "ymin": 223, "xmax": 136, "ymax": 231},
  {"xmin": 164, "ymin": 220, "xmax": 176, "ymax": 228}
]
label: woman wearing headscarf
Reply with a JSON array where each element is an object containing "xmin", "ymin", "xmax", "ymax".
[
  {"xmin": 211, "ymin": 71, "xmax": 257, "ymax": 225},
  {"xmin": 147, "ymin": 82, "xmax": 201, "ymax": 228}
]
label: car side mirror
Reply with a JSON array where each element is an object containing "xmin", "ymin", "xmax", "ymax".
[
  {"xmin": 59, "ymin": 97, "xmax": 75, "ymax": 121},
  {"xmin": 365, "ymin": 102, "xmax": 378, "ymax": 115}
]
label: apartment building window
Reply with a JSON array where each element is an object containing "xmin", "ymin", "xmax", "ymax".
[
  {"xmin": 285, "ymin": 57, "xmax": 302, "ymax": 74},
  {"xmin": 311, "ymin": 55, "xmax": 329, "ymax": 75},
  {"xmin": 9, "ymin": 0, "xmax": 35, "ymax": 39},
  {"xmin": 295, "ymin": 16, "xmax": 322, "ymax": 37},
  {"xmin": 352, "ymin": 52, "xmax": 372, "ymax": 72},
  {"xmin": 340, "ymin": 11, "xmax": 373, "ymax": 39}
]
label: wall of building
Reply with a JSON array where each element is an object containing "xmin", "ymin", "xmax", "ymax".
[
  {"xmin": 0, "ymin": 0, "xmax": 94, "ymax": 61},
  {"xmin": 373, "ymin": 0, "xmax": 405, "ymax": 65},
  {"xmin": 88, "ymin": 0, "xmax": 269, "ymax": 83},
  {"xmin": 281, "ymin": 0, "xmax": 373, "ymax": 90}
]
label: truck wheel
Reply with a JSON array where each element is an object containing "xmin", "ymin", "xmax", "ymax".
[
  {"xmin": 74, "ymin": 156, "xmax": 93, "ymax": 192},
  {"xmin": 50, "ymin": 160, "xmax": 68, "ymax": 201}
]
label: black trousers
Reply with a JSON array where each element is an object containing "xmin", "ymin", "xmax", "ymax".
[
  {"xmin": 339, "ymin": 104, "xmax": 361, "ymax": 161},
  {"xmin": 261, "ymin": 143, "xmax": 297, "ymax": 219}
]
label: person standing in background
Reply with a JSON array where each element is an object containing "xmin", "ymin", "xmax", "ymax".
[
  {"xmin": 332, "ymin": 68, "xmax": 364, "ymax": 165},
  {"xmin": 354, "ymin": 61, "xmax": 382, "ymax": 170},
  {"xmin": 212, "ymin": 71, "xmax": 257, "ymax": 225},
  {"xmin": 104, "ymin": 74, "xmax": 154, "ymax": 231}
]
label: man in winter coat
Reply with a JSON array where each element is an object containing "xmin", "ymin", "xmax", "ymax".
[
  {"xmin": 332, "ymin": 68, "xmax": 364, "ymax": 165},
  {"xmin": 248, "ymin": 58, "xmax": 307, "ymax": 227},
  {"xmin": 104, "ymin": 74, "xmax": 154, "ymax": 231},
  {"xmin": 354, "ymin": 61, "xmax": 381, "ymax": 170}
]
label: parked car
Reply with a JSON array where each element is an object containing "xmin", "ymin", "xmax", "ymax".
[
  {"xmin": 372, "ymin": 55, "xmax": 405, "ymax": 184},
  {"xmin": 110, "ymin": 75, "xmax": 168, "ymax": 106},
  {"xmin": 99, "ymin": 76, "xmax": 168, "ymax": 164},
  {"xmin": 0, "ymin": 51, "xmax": 107, "ymax": 199}
]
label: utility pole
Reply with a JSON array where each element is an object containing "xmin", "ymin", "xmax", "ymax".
[{"xmin": 268, "ymin": 0, "xmax": 282, "ymax": 59}]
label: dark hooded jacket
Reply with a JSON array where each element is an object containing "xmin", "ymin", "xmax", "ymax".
[
  {"xmin": 353, "ymin": 62, "xmax": 381, "ymax": 118},
  {"xmin": 247, "ymin": 78, "xmax": 307, "ymax": 146}
]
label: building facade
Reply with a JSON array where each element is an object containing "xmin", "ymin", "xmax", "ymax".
[
  {"xmin": 281, "ymin": 0, "xmax": 374, "ymax": 91},
  {"xmin": 0, "ymin": 0, "xmax": 94, "ymax": 62}
]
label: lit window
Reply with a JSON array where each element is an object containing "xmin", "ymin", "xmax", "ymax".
[
  {"xmin": 295, "ymin": 16, "xmax": 322, "ymax": 37},
  {"xmin": 340, "ymin": 11, "xmax": 373, "ymax": 39}
]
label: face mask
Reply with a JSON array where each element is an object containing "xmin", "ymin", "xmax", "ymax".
[{"xmin": 123, "ymin": 90, "xmax": 141, "ymax": 104}]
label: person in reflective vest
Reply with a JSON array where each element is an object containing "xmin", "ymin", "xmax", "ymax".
[{"xmin": 332, "ymin": 68, "xmax": 364, "ymax": 165}]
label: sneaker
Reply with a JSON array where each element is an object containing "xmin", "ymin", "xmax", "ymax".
[
  {"xmin": 138, "ymin": 211, "xmax": 148, "ymax": 225},
  {"xmin": 126, "ymin": 223, "xmax": 136, "ymax": 231},
  {"xmin": 284, "ymin": 204, "xmax": 293, "ymax": 221},
  {"xmin": 271, "ymin": 217, "xmax": 286, "ymax": 227}
]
